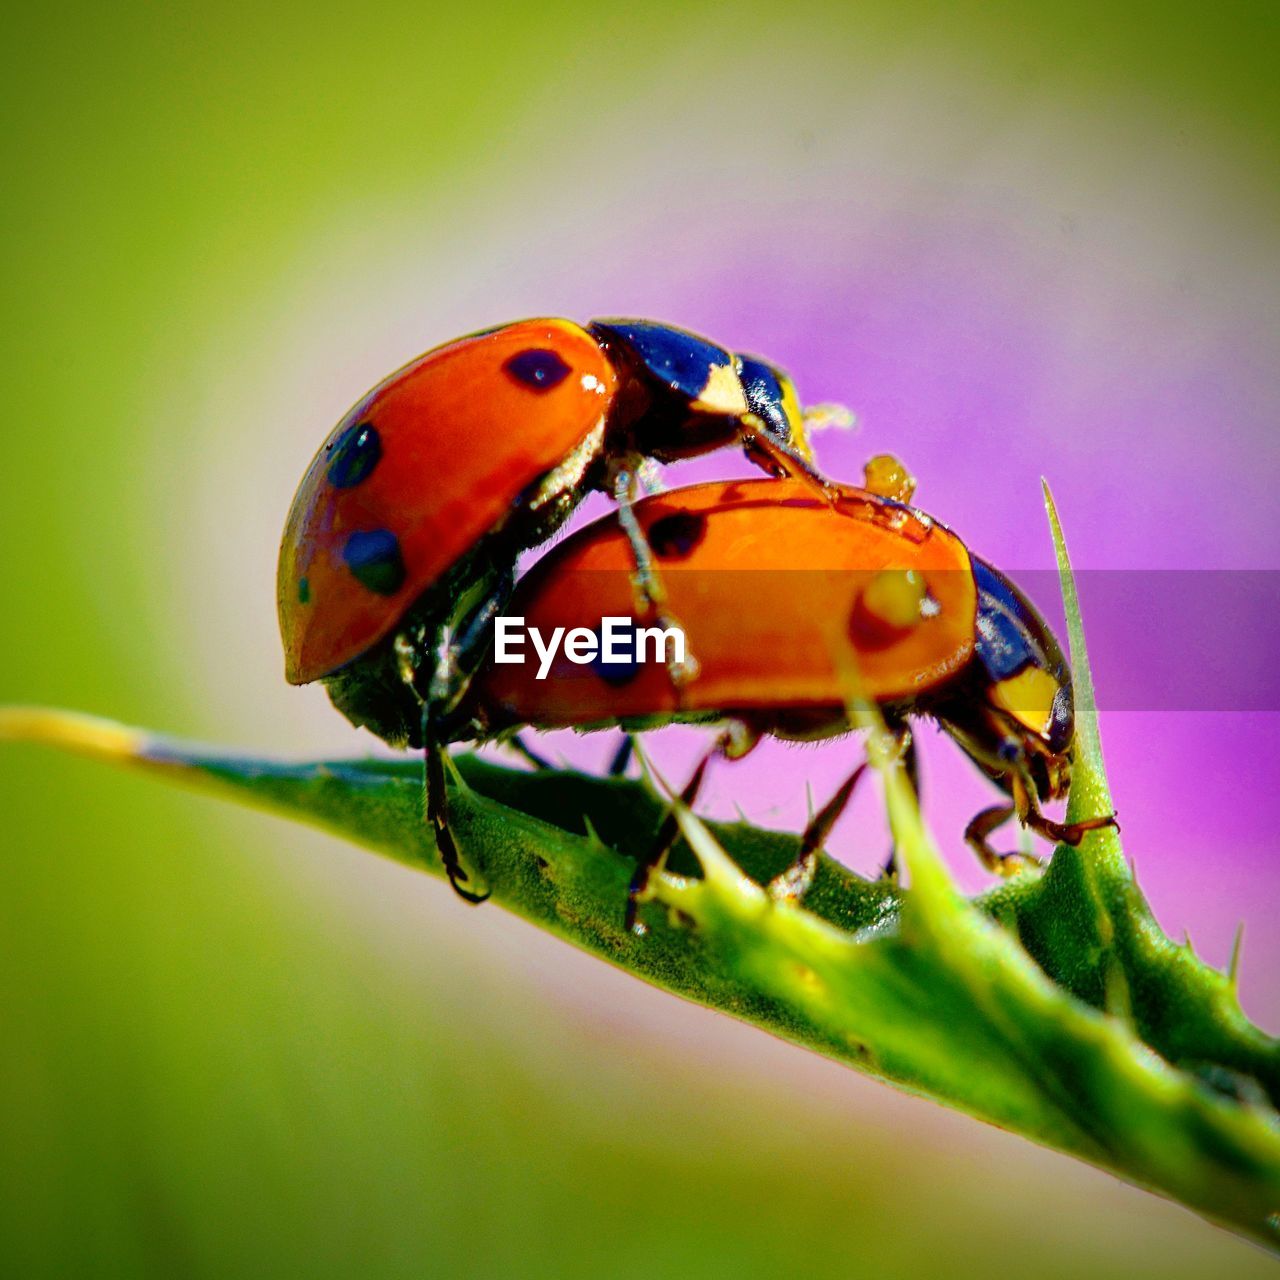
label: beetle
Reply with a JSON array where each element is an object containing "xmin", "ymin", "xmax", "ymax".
[
  {"xmin": 278, "ymin": 318, "xmax": 845, "ymax": 899},
  {"xmin": 442, "ymin": 477, "xmax": 1115, "ymax": 924}
]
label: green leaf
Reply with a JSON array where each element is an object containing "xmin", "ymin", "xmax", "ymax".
[{"xmin": 2, "ymin": 495, "xmax": 1278, "ymax": 1251}]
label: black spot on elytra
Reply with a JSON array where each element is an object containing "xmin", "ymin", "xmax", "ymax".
[
  {"xmin": 326, "ymin": 422, "xmax": 382, "ymax": 488},
  {"xmin": 648, "ymin": 511, "xmax": 707, "ymax": 561},
  {"xmin": 343, "ymin": 529, "xmax": 406, "ymax": 595},
  {"xmin": 297, "ymin": 576, "xmax": 311, "ymax": 604},
  {"xmin": 590, "ymin": 624, "xmax": 643, "ymax": 686},
  {"xmin": 504, "ymin": 348, "xmax": 572, "ymax": 391}
]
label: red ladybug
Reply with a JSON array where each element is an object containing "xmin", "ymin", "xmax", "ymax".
[
  {"xmin": 278, "ymin": 318, "xmax": 837, "ymax": 899},
  {"xmin": 441, "ymin": 477, "xmax": 1115, "ymax": 925}
]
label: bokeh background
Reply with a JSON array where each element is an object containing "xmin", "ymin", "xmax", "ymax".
[{"xmin": 2, "ymin": 2, "xmax": 1277, "ymax": 1275}]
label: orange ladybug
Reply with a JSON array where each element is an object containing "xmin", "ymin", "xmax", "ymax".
[
  {"xmin": 442, "ymin": 478, "xmax": 1115, "ymax": 925},
  {"xmin": 278, "ymin": 318, "xmax": 839, "ymax": 899},
  {"xmin": 279, "ymin": 319, "xmax": 828, "ymax": 687}
]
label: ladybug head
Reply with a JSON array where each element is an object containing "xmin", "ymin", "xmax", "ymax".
[
  {"xmin": 735, "ymin": 353, "xmax": 811, "ymax": 460},
  {"xmin": 589, "ymin": 319, "xmax": 807, "ymax": 460},
  {"xmin": 941, "ymin": 558, "xmax": 1076, "ymax": 803}
]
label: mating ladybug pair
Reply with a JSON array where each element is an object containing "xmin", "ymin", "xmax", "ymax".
[{"xmin": 278, "ymin": 318, "xmax": 1114, "ymax": 921}]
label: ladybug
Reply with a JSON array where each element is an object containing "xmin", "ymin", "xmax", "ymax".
[
  {"xmin": 442, "ymin": 477, "xmax": 1116, "ymax": 924},
  {"xmin": 279, "ymin": 318, "xmax": 841, "ymax": 900}
]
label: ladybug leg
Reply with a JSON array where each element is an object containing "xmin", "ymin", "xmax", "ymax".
[
  {"xmin": 1012, "ymin": 770, "xmax": 1119, "ymax": 847},
  {"xmin": 610, "ymin": 464, "xmax": 696, "ymax": 685},
  {"xmin": 739, "ymin": 423, "xmax": 839, "ymax": 503},
  {"xmin": 770, "ymin": 763, "xmax": 870, "ymax": 901},
  {"xmin": 1058, "ymin": 812, "xmax": 1120, "ymax": 843},
  {"xmin": 964, "ymin": 802, "xmax": 1021, "ymax": 873},
  {"xmin": 607, "ymin": 734, "xmax": 635, "ymax": 777},
  {"xmin": 423, "ymin": 732, "xmax": 490, "ymax": 905},
  {"xmin": 426, "ymin": 565, "xmax": 517, "ymax": 713},
  {"xmin": 400, "ymin": 617, "xmax": 500, "ymax": 906},
  {"xmin": 507, "ymin": 734, "xmax": 553, "ymax": 771},
  {"xmin": 628, "ymin": 722, "xmax": 760, "ymax": 932},
  {"xmin": 627, "ymin": 735, "xmax": 724, "ymax": 934},
  {"xmin": 611, "ymin": 461, "xmax": 667, "ymax": 611}
]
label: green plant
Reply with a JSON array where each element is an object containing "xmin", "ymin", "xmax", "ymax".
[{"xmin": 2, "ymin": 487, "xmax": 1277, "ymax": 1250}]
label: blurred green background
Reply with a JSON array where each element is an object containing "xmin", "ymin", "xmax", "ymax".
[{"xmin": 2, "ymin": 2, "xmax": 1277, "ymax": 1275}]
